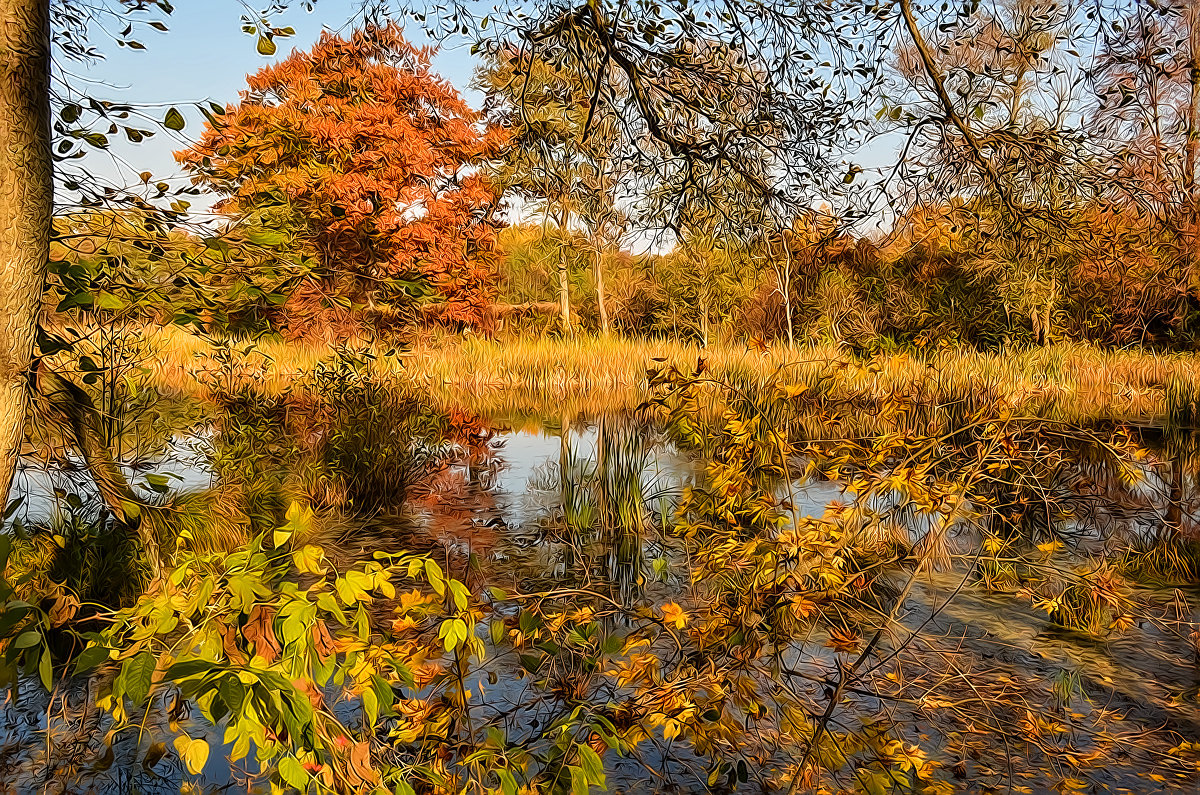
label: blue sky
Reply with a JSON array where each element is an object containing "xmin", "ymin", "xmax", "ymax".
[{"xmin": 74, "ymin": 0, "xmax": 480, "ymax": 208}]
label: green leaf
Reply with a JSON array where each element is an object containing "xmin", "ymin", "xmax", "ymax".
[
  {"xmin": 13, "ymin": 630, "xmax": 41, "ymax": 649},
  {"xmin": 163, "ymin": 107, "xmax": 185, "ymax": 131},
  {"xmin": 600, "ymin": 634, "xmax": 623, "ymax": 655},
  {"xmin": 38, "ymin": 649, "xmax": 53, "ymax": 690},
  {"xmin": 73, "ymin": 645, "xmax": 110, "ymax": 676},
  {"xmin": 371, "ymin": 674, "xmax": 395, "ymax": 712},
  {"xmin": 144, "ymin": 473, "xmax": 172, "ymax": 494},
  {"xmin": 257, "ymin": 35, "xmax": 277, "ymax": 56},
  {"xmin": 362, "ymin": 686, "xmax": 379, "ymax": 726},
  {"xmin": 0, "ymin": 606, "xmax": 29, "ymax": 638},
  {"xmin": 165, "ymin": 659, "xmax": 215, "ymax": 681},
  {"xmin": 315, "ymin": 590, "xmax": 347, "ymax": 625},
  {"xmin": 571, "ymin": 764, "xmax": 589, "ymax": 795},
  {"xmin": 122, "ymin": 651, "xmax": 155, "ymax": 705},
  {"xmin": 278, "ymin": 756, "xmax": 310, "ymax": 789},
  {"xmin": 119, "ymin": 499, "xmax": 141, "ymax": 521},
  {"xmin": 218, "ymin": 674, "xmax": 246, "ymax": 713},
  {"xmin": 578, "ymin": 744, "xmax": 606, "ymax": 787}
]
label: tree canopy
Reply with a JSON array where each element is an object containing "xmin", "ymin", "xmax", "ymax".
[{"xmin": 177, "ymin": 24, "xmax": 505, "ymax": 338}]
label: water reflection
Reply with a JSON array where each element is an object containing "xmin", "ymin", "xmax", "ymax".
[
  {"xmin": 6, "ymin": 402, "xmax": 1200, "ymax": 792},
  {"xmin": 410, "ymin": 414, "xmax": 694, "ymax": 614}
]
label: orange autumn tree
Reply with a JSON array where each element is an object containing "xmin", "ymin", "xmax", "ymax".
[{"xmin": 176, "ymin": 24, "xmax": 503, "ymax": 338}]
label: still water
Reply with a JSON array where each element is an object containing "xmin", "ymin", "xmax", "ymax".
[{"xmin": 2, "ymin": 412, "xmax": 1199, "ymax": 794}]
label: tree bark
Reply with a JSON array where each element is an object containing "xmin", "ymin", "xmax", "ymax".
[
  {"xmin": 556, "ymin": 209, "xmax": 572, "ymax": 334},
  {"xmin": 782, "ymin": 237, "xmax": 795, "ymax": 347},
  {"xmin": 0, "ymin": 0, "xmax": 51, "ymax": 512},
  {"xmin": 1042, "ymin": 276, "xmax": 1057, "ymax": 346},
  {"xmin": 594, "ymin": 241, "xmax": 609, "ymax": 335},
  {"xmin": 1187, "ymin": 0, "xmax": 1200, "ymax": 206}
]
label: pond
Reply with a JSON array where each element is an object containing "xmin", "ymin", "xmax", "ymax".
[{"xmin": 3, "ymin": 383, "xmax": 1200, "ymax": 794}]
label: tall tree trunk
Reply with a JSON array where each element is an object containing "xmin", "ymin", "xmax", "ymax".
[
  {"xmin": 1186, "ymin": 0, "xmax": 1200, "ymax": 303},
  {"xmin": 782, "ymin": 240, "xmax": 795, "ymax": 347},
  {"xmin": 1042, "ymin": 275, "xmax": 1057, "ymax": 347},
  {"xmin": 1008, "ymin": 74, "xmax": 1024, "ymax": 129},
  {"xmin": 594, "ymin": 242, "xmax": 609, "ymax": 335},
  {"xmin": 557, "ymin": 209, "xmax": 572, "ymax": 334},
  {"xmin": 1187, "ymin": 0, "xmax": 1200, "ymax": 208},
  {"xmin": 0, "ymin": 0, "xmax": 51, "ymax": 511}
]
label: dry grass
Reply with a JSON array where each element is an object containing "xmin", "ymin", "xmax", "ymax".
[
  {"xmin": 142, "ymin": 325, "xmax": 1200, "ymax": 422},
  {"xmin": 148, "ymin": 325, "xmax": 329, "ymax": 396}
]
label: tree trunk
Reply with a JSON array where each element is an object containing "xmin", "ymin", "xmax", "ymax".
[
  {"xmin": 0, "ymin": 0, "xmax": 51, "ymax": 512},
  {"xmin": 782, "ymin": 240, "xmax": 795, "ymax": 347},
  {"xmin": 594, "ymin": 244, "xmax": 609, "ymax": 335},
  {"xmin": 556, "ymin": 209, "xmax": 572, "ymax": 334},
  {"xmin": 1042, "ymin": 275, "xmax": 1057, "ymax": 347},
  {"xmin": 1008, "ymin": 74, "xmax": 1024, "ymax": 129},
  {"xmin": 1186, "ymin": 0, "xmax": 1200, "ymax": 296},
  {"xmin": 1187, "ymin": 0, "xmax": 1200, "ymax": 207},
  {"xmin": 38, "ymin": 371, "xmax": 166, "ymax": 575}
]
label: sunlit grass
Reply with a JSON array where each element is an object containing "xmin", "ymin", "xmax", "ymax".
[{"xmin": 143, "ymin": 325, "xmax": 1200, "ymax": 423}]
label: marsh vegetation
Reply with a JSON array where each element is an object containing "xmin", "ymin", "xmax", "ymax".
[{"xmin": 7, "ymin": 0, "xmax": 1200, "ymax": 792}]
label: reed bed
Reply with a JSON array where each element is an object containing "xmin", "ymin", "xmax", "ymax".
[{"xmin": 141, "ymin": 326, "xmax": 1200, "ymax": 423}]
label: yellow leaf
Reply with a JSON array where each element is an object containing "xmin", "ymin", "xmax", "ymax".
[
  {"xmin": 660, "ymin": 602, "xmax": 688, "ymax": 629},
  {"xmin": 277, "ymin": 501, "xmax": 314, "ymax": 547},
  {"xmin": 292, "ymin": 544, "xmax": 327, "ymax": 575},
  {"xmin": 173, "ymin": 736, "xmax": 210, "ymax": 775}
]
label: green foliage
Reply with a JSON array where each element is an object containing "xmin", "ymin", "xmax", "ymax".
[{"xmin": 70, "ymin": 534, "xmax": 483, "ymax": 792}]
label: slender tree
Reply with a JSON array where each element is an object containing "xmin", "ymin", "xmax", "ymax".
[{"xmin": 478, "ymin": 45, "xmax": 629, "ymax": 334}]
